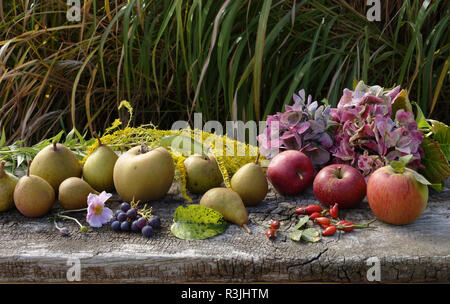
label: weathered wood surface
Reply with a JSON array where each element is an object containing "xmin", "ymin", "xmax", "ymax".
[{"xmin": 0, "ymin": 179, "xmax": 449, "ymax": 283}]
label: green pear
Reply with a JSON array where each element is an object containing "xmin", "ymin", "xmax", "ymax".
[
  {"xmin": 199, "ymin": 187, "xmax": 251, "ymax": 234},
  {"xmin": 184, "ymin": 154, "xmax": 223, "ymax": 194},
  {"xmin": 58, "ymin": 177, "xmax": 99, "ymax": 210},
  {"xmin": 231, "ymin": 160, "xmax": 268, "ymax": 206},
  {"xmin": 14, "ymin": 161, "xmax": 55, "ymax": 217},
  {"xmin": 30, "ymin": 142, "xmax": 82, "ymax": 191},
  {"xmin": 82, "ymin": 137, "xmax": 118, "ymax": 192},
  {"xmin": 113, "ymin": 144, "xmax": 175, "ymax": 202},
  {"xmin": 0, "ymin": 160, "xmax": 19, "ymax": 212}
]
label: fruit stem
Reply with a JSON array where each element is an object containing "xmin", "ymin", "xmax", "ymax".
[
  {"xmin": 52, "ymin": 141, "xmax": 57, "ymax": 151},
  {"xmin": 242, "ymin": 224, "xmax": 252, "ymax": 234},
  {"xmin": 296, "ymin": 170, "xmax": 303, "ymax": 180},
  {"xmin": 336, "ymin": 166, "xmax": 343, "ymax": 179},
  {"xmin": 140, "ymin": 142, "xmax": 149, "ymax": 154},
  {"xmin": 93, "ymin": 132, "xmax": 103, "ymax": 146},
  {"xmin": 254, "ymin": 152, "xmax": 260, "ymax": 165},
  {"xmin": 0, "ymin": 160, "xmax": 5, "ymax": 178},
  {"xmin": 27, "ymin": 160, "xmax": 31, "ymax": 177}
]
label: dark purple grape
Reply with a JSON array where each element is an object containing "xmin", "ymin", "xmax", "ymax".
[
  {"xmin": 136, "ymin": 217, "xmax": 147, "ymax": 229},
  {"xmin": 131, "ymin": 220, "xmax": 140, "ymax": 232},
  {"xmin": 111, "ymin": 220, "xmax": 121, "ymax": 231},
  {"xmin": 117, "ymin": 212, "xmax": 127, "ymax": 222},
  {"xmin": 120, "ymin": 202, "xmax": 131, "ymax": 213},
  {"xmin": 148, "ymin": 216, "xmax": 161, "ymax": 229},
  {"xmin": 120, "ymin": 221, "xmax": 130, "ymax": 231},
  {"xmin": 142, "ymin": 225, "xmax": 153, "ymax": 238},
  {"xmin": 114, "ymin": 209, "xmax": 122, "ymax": 217},
  {"xmin": 126, "ymin": 208, "xmax": 137, "ymax": 220}
]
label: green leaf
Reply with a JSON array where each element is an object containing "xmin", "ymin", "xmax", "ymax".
[
  {"xmin": 0, "ymin": 128, "xmax": 5, "ymax": 148},
  {"xmin": 390, "ymin": 160, "xmax": 405, "ymax": 173},
  {"xmin": 289, "ymin": 230, "xmax": 303, "ymax": 242},
  {"xmin": 414, "ymin": 102, "xmax": 432, "ymax": 130},
  {"xmin": 399, "ymin": 154, "xmax": 413, "ymax": 164},
  {"xmin": 170, "ymin": 204, "xmax": 227, "ymax": 240},
  {"xmin": 301, "ymin": 228, "xmax": 321, "ymax": 243},
  {"xmin": 411, "ymin": 170, "xmax": 431, "ymax": 185},
  {"xmin": 292, "ymin": 215, "xmax": 310, "ymax": 231},
  {"xmin": 419, "ymin": 137, "xmax": 450, "ymax": 191},
  {"xmin": 429, "ymin": 120, "xmax": 449, "ymax": 160},
  {"xmin": 391, "ymin": 89, "xmax": 412, "ymax": 116}
]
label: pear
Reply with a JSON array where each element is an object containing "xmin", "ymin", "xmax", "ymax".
[
  {"xmin": 14, "ymin": 161, "xmax": 55, "ymax": 217},
  {"xmin": 230, "ymin": 155, "xmax": 268, "ymax": 206},
  {"xmin": 82, "ymin": 137, "xmax": 118, "ymax": 192},
  {"xmin": 184, "ymin": 154, "xmax": 223, "ymax": 194},
  {"xmin": 58, "ymin": 177, "xmax": 99, "ymax": 210},
  {"xmin": 199, "ymin": 187, "xmax": 251, "ymax": 234},
  {"xmin": 30, "ymin": 142, "xmax": 82, "ymax": 191},
  {"xmin": 113, "ymin": 144, "xmax": 175, "ymax": 202},
  {"xmin": 0, "ymin": 160, "xmax": 19, "ymax": 212}
]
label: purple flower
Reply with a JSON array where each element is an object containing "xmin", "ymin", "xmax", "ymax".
[{"xmin": 86, "ymin": 191, "xmax": 113, "ymax": 228}]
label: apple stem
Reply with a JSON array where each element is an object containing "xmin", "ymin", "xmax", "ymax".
[
  {"xmin": 27, "ymin": 160, "xmax": 31, "ymax": 177},
  {"xmin": 336, "ymin": 166, "xmax": 343, "ymax": 179},
  {"xmin": 140, "ymin": 143, "xmax": 149, "ymax": 154},
  {"xmin": 52, "ymin": 141, "xmax": 58, "ymax": 151},
  {"xmin": 296, "ymin": 170, "xmax": 304, "ymax": 180},
  {"xmin": 0, "ymin": 160, "xmax": 5, "ymax": 178},
  {"xmin": 242, "ymin": 224, "xmax": 252, "ymax": 234}
]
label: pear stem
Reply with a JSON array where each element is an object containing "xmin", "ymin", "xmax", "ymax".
[
  {"xmin": 53, "ymin": 141, "xmax": 57, "ymax": 151},
  {"xmin": 254, "ymin": 152, "xmax": 260, "ymax": 165},
  {"xmin": 93, "ymin": 132, "xmax": 103, "ymax": 146},
  {"xmin": 27, "ymin": 160, "xmax": 31, "ymax": 177},
  {"xmin": 0, "ymin": 160, "xmax": 5, "ymax": 178},
  {"xmin": 242, "ymin": 224, "xmax": 251, "ymax": 234}
]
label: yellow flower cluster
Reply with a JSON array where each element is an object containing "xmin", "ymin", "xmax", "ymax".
[{"xmin": 82, "ymin": 124, "xmax": 262, "ymax": 203}]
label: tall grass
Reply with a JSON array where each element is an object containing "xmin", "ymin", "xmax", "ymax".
[{"xmin": 0, "ymin": 0, "xmax": 448, "ymax": 145}]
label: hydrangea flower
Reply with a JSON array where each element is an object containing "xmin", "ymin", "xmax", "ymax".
[
  {"xmin": 330, "ymin": 81, "xmax": 424, "ymax": 177},
  {"xmin": 86, "ymin": 191, "xmax": 113, "ymax": 228},
  {"xmin": 257, "ymin": 89, "xmax": 336, "ymax": 165}
]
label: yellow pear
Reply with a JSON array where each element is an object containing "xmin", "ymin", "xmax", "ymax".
[
  {"xmin": 14, "ymin": 161, "xmax": 55, "ymax": 217},
  {"xmin": 58, "ymin": 177, "xmax": 99, "ymax": 210},
  {"xmin": 30, "ymin": 142, "xmax": 82, "ymax": 191},
  {"xmin": 199, "ymin": 187, "xmax": 251, "ymax": 234},
  {"xmin": 0, "ymin": 160, "xmax": 19, "ymax": 212},
  {"xmin": 231, "ymin": 159, "xmax": 268, "ymax": 206},
  {"xmin": 82, "ymin": 137, "xmax": 118, "ymax": 192}
]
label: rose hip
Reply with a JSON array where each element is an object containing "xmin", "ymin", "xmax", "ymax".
[
  {"xmin": 314, "ymin": 217, "xmax": 331, "ymax": 226},
  {"xmin": 296, "ymin": 204, "xmax": 322, "ymax": 215},
  {"xmin": 330, "ymin": 203, "xmax": 339, "ymax": 219},
  {"xmin": 337, "ymin": 220, "xmax": 355, "ymax": 232},
  {"xmin": 322, "ymin": 225, "xmax": 337, "ymax": 236},
  {"xmin": 266, "ymin": 229, "xmax": 275, "ymax": 239},
  {"xmin": 309, "ymin": 212, "xmax": 321, "ymax": 221},
  {"xmin": 270, "ymin": 220, "xmax": 281, "ymax": 230}
]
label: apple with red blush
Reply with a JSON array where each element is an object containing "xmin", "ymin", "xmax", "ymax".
[{"xmin": 313, "ymin": 164, "xmax": 366, "ymax": 208}]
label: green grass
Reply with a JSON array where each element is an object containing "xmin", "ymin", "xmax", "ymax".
[{"xmin": 0, "ymin": 0, "xmax": 448, "ymax": 146}]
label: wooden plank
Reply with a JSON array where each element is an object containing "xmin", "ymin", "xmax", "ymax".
[{"xmin": 0, "ymin": 182, "xmax": 449, "ymax": 283}]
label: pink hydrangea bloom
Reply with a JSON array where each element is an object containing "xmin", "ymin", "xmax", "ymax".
[{"xmin": 86, "ymin": 191, "xmax": 113, "ymax": 228}]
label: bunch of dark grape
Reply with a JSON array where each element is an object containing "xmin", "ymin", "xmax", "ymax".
[{"xmin": 110, "ymin": 202, "xmax": 161, "ymax": 238}]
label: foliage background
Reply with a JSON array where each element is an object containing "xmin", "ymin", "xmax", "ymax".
[{"xmin": 0, "ymin": 0, "xmax": 448, "ymax": 146}]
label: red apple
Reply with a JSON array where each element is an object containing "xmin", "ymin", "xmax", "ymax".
[
  {"xmin": 267, "ymin": 150, "xmax": 313, "ymax": 195},
  {"xmin": 313, "ymin": 164, "xmax": 366, "ymax": 208},
  {"xmin": 367, "ymin": 165, "xmax": 428, "ymax": 225}
]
